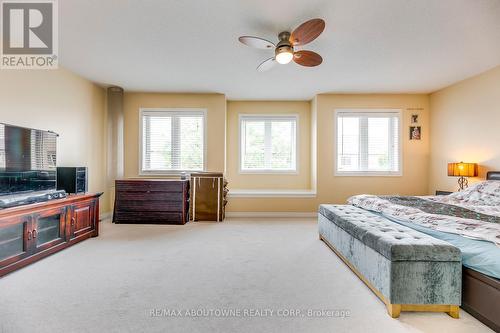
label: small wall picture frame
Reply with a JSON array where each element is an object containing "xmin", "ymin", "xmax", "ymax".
[
  {"xmin": 411, "ymin": 114, "xmax": 419, "ymax": 124},
  {"xmin": 410, "ymin": 126, "xmax": 421, "ymax": 140}
]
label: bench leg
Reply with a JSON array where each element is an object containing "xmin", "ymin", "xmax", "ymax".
[
  {"xmin": 387, "ymin": 304, "xmax": 401, "ymax": 318},
  {"xmin": 447, "ymin": 305, "xmax": 460, "ymax": 319},
  {"xmin": 394, "ymin": 304, "xmax": 460, "ymax": 319}
]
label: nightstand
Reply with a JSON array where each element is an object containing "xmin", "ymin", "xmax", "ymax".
[{"xmin": 435, "ymin": 190, "xmax": 453, "ymax": 196}]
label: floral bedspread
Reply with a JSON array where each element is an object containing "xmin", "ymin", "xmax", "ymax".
[
  {"xmin": 430, "ymin": 181, "xmax": 500, "ymax": 217},
  {"xmin": 348, "ymin": 181, "xmax": 500, "ymax": 246}
]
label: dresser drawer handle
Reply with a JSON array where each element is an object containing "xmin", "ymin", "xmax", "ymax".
[
  {"xmin": 33, "ymin": 230, "xmax": 37, "ymax": 238},
  {"xmin": 27, "ymin": 231, "xmax": 32, "ymax": 240}
]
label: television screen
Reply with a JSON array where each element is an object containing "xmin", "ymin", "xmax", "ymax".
[{"xmin": 0, "ymin": 123, "xmax": 58, "ymax": 195}]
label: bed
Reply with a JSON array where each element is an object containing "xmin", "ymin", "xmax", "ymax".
[
  {"xmin": 459, "ymin": 172, "xmax": 500, "ymax": 332},
  {"xmin": 340, "ymin": 172, "xmax": 500, "ymax": 331}
]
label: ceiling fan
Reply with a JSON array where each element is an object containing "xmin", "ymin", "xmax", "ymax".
[{"xmin": 238, "ymin": 18, "xmax": 325, "ymax": 72}]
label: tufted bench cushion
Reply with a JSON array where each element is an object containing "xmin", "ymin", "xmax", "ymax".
[
  {"xmin": 318, "ymin": 204, "xmax": 462, "ymax": 318},
  {"xmin": 319, "ymin": 204, "xmax": 461, "ymax": 262}
]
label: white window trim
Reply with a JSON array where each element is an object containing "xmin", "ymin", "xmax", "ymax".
[
  {"xmin": 238, "ymin": 114, "xmax": 299, "ymax": 174},
  {"xmin": 139, "ymin": 108, "xmax": 207, "ymax": 175},
  {"xmin": 334, "ymin": 108, "xmax": 403, "ymax": 177}
]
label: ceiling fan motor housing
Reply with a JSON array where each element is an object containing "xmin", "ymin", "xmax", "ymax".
[
  {"xmin": 275, "ymin": 44, "xmax": 293, "ymax": 57},
  {"xmin": 276, "ymin": 31, "xmax": 293, "ymax": 58}
]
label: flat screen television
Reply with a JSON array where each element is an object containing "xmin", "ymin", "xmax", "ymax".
[{"xmin": 0, "ymin": 123, "xmax": 58, "ymax": 195}]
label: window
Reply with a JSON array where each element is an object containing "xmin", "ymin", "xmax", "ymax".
[
  {"xmin": 140, "ymin": 109, "xmax": 206, "ymax": 173},
  {"xmin": 335, "ymin": 109, "xmax": 401, "ymax": 176},
  {"xmin": 240, "ymin": 115, "xmax": 297, "ymax": 172}
]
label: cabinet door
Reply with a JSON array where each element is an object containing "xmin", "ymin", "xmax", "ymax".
[
  {"xmin": 71, "ymin": 200, "xmax": 95, "ymax": 239},
  {"xmin": 191, "ymin": 177, "xmax": 222, "ymax": 221},
  {"xmin": 0, "ymin": 216, "xmax": 33, "ymax": 269},
  {"xmin": 32, "ymin": 207, "xmax": 67, "ymax": 253}
]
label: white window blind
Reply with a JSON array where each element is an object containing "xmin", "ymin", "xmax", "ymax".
[
  {"xmin": 336, "ymin": 110, "xmax": 401, "ymax": 175},
  {"xmin": 141, "ymin": 110, "xmax": 205, "ymax": 173},
  {"xmin": 240, "ymin": 115, "xmax": 297, "ymax": 172}
]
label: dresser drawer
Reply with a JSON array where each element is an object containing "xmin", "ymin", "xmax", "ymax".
[
  {"xmin": 116, "ymin": 200, "xmax": 183, "ymax": 212},
  {"xmin": 116, "ymin": 191, "xmax": 184, "ymax": 202},
  {"xmin": 113, "ymin": 211, "xmax": 185, "ymax": 224},
  {"xmin": 116, "ymin": 180, "xmax": 185, "ymax": 193}
]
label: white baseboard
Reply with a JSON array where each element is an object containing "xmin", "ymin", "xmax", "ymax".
[
  {"xmin": 99, "ymin": 211, "xmax": 316, "ymax": 219},
  {"xmin": 100, "ymin": 212, "xmax": 112, "ymax": 221},
  {"xmin": 225, "ymin": 211, "xmax": 317, "ymax": 218}
]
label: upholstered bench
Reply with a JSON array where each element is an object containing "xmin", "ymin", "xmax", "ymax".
[{"xmin": 318, "ymin": 204, "xmax": 462, "ymax": 318}]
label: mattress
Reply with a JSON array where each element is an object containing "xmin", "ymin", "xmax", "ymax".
[{"xmin": 382, "ymin": 213, "xmax": 500, "ymax": 279}]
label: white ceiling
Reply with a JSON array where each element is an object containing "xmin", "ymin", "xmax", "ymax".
[{"xmin": 60, "ymin": 0, "xmax": 500, "ymax": 100}]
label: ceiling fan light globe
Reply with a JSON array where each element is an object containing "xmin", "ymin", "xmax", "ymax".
[{"xmin": 276, "ymin": 51, "xmax": 293, "ymax": 64}]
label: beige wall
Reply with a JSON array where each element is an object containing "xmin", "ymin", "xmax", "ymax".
[
  {"xmin": 315, "ymin": 94, "xmax": 430, "ymax": 203},
  {"xmin": 10, "ymin": 65, "xmax": 500, "ymax": 215},
  {"xmin": 0, "ymin": 68, "xmax": 110, "ymax": 212},
  {"xmin": 0, "ymin": 69, "xmax": 431, "ymax": 214},
  {"xmin": 122, "ymin": 93, "xmax": 226, "ymax": 178},
  {"xmin": 429, "ymin": 65, "xmax": 500, "ymax": 193},
  {"xmin": 226, "ymin": 101, "xmax": 311, "ymax": 190},
  {"xmin": 228, "ymin": 94, "xmax": 430, "ymax": 212}
]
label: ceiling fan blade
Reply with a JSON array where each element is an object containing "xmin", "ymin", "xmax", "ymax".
[
  {"xmin": 290, "ymin": 18, "xmax": 325, "ymax": 46},
  {"xmin": 238, "ymin": 36, "xmax": 275, "ymax": 49},
  {"xmin": 257, "ymin": 57, "xmax": 277, "ymax": 72},
  {"xmin": 293, "ymin": 50, "xmax": 323, "ymax": 67}
]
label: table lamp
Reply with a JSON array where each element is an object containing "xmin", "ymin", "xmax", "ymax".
[{"xmin": 448, "ymin": 162, "xmax": 478, "ymax": 191}]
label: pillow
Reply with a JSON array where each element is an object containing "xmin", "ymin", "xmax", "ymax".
[{"xmin": 446, "ymin": 180, "xmax": 500, "ymax": 206}]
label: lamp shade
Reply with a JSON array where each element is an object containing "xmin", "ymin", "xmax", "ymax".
[{"xmin": 448, "ymin": 162, "xmax": 478, "ymax": 177}]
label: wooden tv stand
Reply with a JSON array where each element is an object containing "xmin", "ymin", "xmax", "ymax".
[{"xmin": 0, "ymin": 193, "xmax": 102, "ymax": 277}]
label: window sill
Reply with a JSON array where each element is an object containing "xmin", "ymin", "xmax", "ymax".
[
  {"xmin": 139, "ymin": 170, "xmax": 205, "ymax": 177},
  {"xmin": 238, "ymin": 169, "xmax": 298, "ymax": 175},
  {"xmin": 228, "ymin": 189, "xmax": 316, "ymax": 198},
  {"xmin": 335, "ymin": 171, "xmax": 403, "ymax": 177}
]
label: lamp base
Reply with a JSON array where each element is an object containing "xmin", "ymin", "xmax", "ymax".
[{"xmin": 458, "ymin": 176, "xmax": 468, "ymax": 191}]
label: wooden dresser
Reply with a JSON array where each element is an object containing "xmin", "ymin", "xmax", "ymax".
[
  {"xmin": 0, "ymin": 193, "xmax": 102, "ymax": 277},
  {"xmin": 113, "ymin": 179, "xmax": 189, "ymax": 225}
]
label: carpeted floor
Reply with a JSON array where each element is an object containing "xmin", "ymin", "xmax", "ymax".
[{"xmin": 0, "ymin": 218, "xmax": 492, "ymax": 333}]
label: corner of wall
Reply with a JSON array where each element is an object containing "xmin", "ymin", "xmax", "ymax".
[
  {"xmin": 223, "ymin": 94, "xmax": 228, "ymax": 175},
  {"xmin": 310, "ymin": 95, "xmax": 318, "ymax": 191},
  {"xmin": 427, "ymin": 65, "xmax": 500, "ymax": 193}
]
